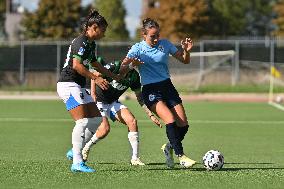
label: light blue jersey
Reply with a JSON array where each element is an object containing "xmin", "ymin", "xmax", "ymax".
[{"xmin": 127, "ymin": 39, "xmax": 178, "ymax": 85}]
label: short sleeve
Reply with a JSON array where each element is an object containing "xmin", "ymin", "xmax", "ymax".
[
  {"xmin": 72, "ymin": 37, "xmax": 87, "ymax": 61},
  {"xmin": 127, "ymin": 43, "xmax": 140, "ymax": 59},
  {"xmin": 166, "ymin": 40, "xmax": 178, "ymax": 55}
]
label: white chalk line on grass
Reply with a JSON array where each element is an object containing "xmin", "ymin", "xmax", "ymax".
[{"xmin": 0, "ymin": 117, "xmax": 283, "ymax": 125}]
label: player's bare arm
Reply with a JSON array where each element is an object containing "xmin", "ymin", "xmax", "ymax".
[
  {"xmin": 72, "ymin": 58, "xmax": 108, "ymax": 90},
  {"xmin": 91, "ymin": 61, "xmax": 122, "ymax": 81},
  {"xmin": 89, "ymin": 69, "xmax": 108, "ymax": 91},
  {"xmin": 173, "ymin": 37, "xmax": 193, "ymax": 64},
  {"xmin": 72, "ymin": 58, "xmax": 98, "ymax": 80},
  {"xmin": 90, "ymin": 79, "xmax": 97, "ymax": 102},
  {"xmin": 120, "ymin": 57, "xmax": 144, "ymax": 76}
]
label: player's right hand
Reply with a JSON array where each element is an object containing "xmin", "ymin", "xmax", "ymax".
[
  {"xmin": 131, "ymin": 57, "xmax": 144, "ymax": 67},
  {"xmin": 123, "ymin": 57, "xmax": 144, "ymax": 66},
  {"xmin": 95, "ymin": 77, "xmax": 109, "ymax": 90}
]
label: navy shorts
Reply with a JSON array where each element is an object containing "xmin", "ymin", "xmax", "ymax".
[{"xmin": 142, "ymin": 79, "xmax": 182, "ymax": 109}]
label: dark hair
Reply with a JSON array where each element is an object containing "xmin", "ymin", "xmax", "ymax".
[
  {"xmin": 83, "ymin": 10, "xmax": 108, "ymax": 33},
  {"xmin": 142, "ymin": 18, "xmax": 159, "ymax": 34}
]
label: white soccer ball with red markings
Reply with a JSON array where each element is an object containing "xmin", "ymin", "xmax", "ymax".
[{"xmin": 203, "ymin": 150, "xmax": 224, "ymax": 171}]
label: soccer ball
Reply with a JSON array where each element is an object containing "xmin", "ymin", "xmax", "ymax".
[{"xmin": 203, "ymin": 150, "xmax": 224, "ymax": 171}]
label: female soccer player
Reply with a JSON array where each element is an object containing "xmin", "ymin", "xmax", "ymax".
[
  {"xmin": 121, "ymin": 18, "xmax": 196, "ymax": 168},
  {"xmin": 81, "ymin": 57, "xmax": 162, "ymax": 165},
  {"xmin": 57, "ymin": 10, "xmax": 120, "ymax": 173}
]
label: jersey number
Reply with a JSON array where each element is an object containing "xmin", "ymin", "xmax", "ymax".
[{"xmin": 110, "ymin": 80, "xmax": 127, "ymax": 90}]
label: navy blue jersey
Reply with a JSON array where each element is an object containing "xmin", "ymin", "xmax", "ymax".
[{"xmin": 58, "ymin": 35, "xmax": 97, "ymax": 87}]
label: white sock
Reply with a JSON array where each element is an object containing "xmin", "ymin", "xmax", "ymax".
[
  {"xmin": 128, "ymin": 132, "xmax": 139, "ymax": 160},
  {"xmin": 83, "ymin": 128, "xmax": 93, "ymax": 147},
  {"xmin": 84, "ymin": 133, "xmax": 101, "ymax": 151},
  {"xmin": 72, "ymin": 118, "xmax": 88, "ymax": 164},
  {"xmin": 83, "ymin": 117, "xmax": 102, "ymax": 147}
]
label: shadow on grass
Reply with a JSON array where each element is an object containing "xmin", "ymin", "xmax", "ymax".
[
  {"xmin": 96, "ymin": 162, "xmax": 116, "ymax": 165},
  {"xmin": 145, "ymin": 167, "xmax": 284, "ymax": 171},
  {"xmin": 89, "ymin": 162, "xmax": 283, "ymax": 172},
  {"xmin": 190, "ymin": 167, "xmax": 284, "ymax": 172},
  {"xmin": 147, "ymin": 162, "xmax": 201, "ymax": 166},
  {"xmin": 225, "ymin": 162, "xmax": 273, "ymax": 165}
]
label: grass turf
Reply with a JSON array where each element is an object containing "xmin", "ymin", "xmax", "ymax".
[{"xmin": 0, "ymin": 100, "xmax": 283, "ymax": 189}]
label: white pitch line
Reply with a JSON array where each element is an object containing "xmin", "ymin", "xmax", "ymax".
[
  {"xmin": 190, "ymin": 120, "xmax": 284, "ymax": 124},
  {"xmin": 0, "ymin": 118, "xmax": 283, "ymax": 125},
  {"xmin": 0, "ymin": 118, "xmax": 71, "ymax": 122}
]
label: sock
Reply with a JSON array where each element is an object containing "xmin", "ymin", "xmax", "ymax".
[
  {"xmin": 83, "ymin": 117, "xmax": 102, "ymax": 146},
  {"xmin": 128, "ymin": 132, "xmax": 139, "ymax": 160},
  {"xmin": 166, "ymin": 122, "xmax": 183, "ymax": 156},
  {"xmin": 84, "ymin": 133, "xmax": 101, "ymax": 151},
  {"xmin": 177, "ymin": 125, "xmax": 189, "ymax": 142},
  {"xmin": 72, "ymin": 118, "xmax": 88, "ymax": 164},
  {"xmin": 83, "ymin": 128, "xmax": 94, "ymax": 147}
]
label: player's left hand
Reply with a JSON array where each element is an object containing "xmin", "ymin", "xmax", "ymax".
[
  {"xmin": 150, "ymin": 115, "xmax": 163, "ymax": 128},
  {"xmin": 181, "ymin": 37, "xmax": 193, "ymax": 52}
]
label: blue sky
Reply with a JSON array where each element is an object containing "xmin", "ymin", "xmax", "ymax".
[{"xmin": 19, "ymin": 0, "xmax": 142, "ymax": 37}]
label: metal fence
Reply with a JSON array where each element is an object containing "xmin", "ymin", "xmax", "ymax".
[{"xmin": 0, "ymin": 39, "xmax": 284, "ymax": 89}]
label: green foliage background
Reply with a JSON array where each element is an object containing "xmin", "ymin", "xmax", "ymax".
[
  {"xmin": 94, "ymin": 0, "xmax": 129, "ymax": 41},
  {"xmin": 22, "ymin": 0, "xmax": 81, "ymax": 40}
]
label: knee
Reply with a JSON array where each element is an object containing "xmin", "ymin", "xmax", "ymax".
[{"xmin": 176, "ymin": 120, "xmax": 188, "ymax": 127}]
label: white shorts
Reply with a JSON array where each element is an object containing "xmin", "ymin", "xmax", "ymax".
[
  {"xmin": 57, "ymin": 82, "xmax": 94, "ymax": 111},
  {"xmin": 96, "ymin": 101, "xmax": 127, "ymax": 122}
]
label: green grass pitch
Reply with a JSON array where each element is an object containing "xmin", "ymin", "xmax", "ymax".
[{"xmin": 0, "ymin": 99, "xmax": 283, "ymax": 189}]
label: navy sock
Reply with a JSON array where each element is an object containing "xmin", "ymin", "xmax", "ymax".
[
  {"xmin": 166, "ymin": 122, "xmax": 183, "ymax": 156},
  {"xmin": 177, "ymin": 125, "xmax": 189, "ymax": 142}
]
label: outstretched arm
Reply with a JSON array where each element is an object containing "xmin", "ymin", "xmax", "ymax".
[
  {"xmin": 72, "ymin": 58, "xmax": 108, "ymax": 90},
  {"xmin": 91, "ymin": 61, "xmax": 122, "ymax": 81},
  {"xmin": 134, "ymin": 90, "xmax": 162, "ymax": 128},
  {"xmin": 120, "ymin": 57, "xmax": 144, "ymax": 76},
  {"xmin": 172, "ymin": 37, "xmax": 193, "ymax": 64}
]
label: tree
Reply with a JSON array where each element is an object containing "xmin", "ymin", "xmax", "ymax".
[
  {"xmin": 142, "ymin": 0, "xmax": 209, "ymax": 42},
  {"xmin": 243, "ymin": 0, "xmax": 275, "ymax": 36},
  {"xmin": 207, "ymin": 0, "xmax": 249, "ymax": 36},
  {"xmin": 208, "ymin": 0, "xmax": 275, "ymax": 36},
  {"xmin": 94, "ymin": 0, "xmax": 129, "ymax": 41},
  {"xmin": 143, "ymin": 0, "xmax": 275, "ymax": 39},
  {"xmin": 22, "ymin": 0, "xmax": 81, "ymax": 40},
  {"xmin": 0, "ymin": 0, "xmax": 5, "ymax": 39},
  {"xmin": 273, "ymin": 0, "xmax": 284, "ymax": 36}
]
